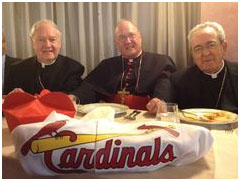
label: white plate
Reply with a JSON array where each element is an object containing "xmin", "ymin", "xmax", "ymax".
[
  {"xmin": 77, "ymin": 103, "xmax": 129, "ymax": 115},
  {"xmin": 180, "ymin": 108, "xmax": 238, "ymax": 125}
]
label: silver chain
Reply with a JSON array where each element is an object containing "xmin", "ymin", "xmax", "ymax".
[
  {"xmin": 215, "ymin": 66, "xmax": 227, "ymax": 108},
  {"xmin": 38, "ymin": 75, "xmax": 45, "ymax": 89}
]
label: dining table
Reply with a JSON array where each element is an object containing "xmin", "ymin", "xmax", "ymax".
[{"xmin": 2, "ymin": 108, "xmax": 238, "ymax": 179}]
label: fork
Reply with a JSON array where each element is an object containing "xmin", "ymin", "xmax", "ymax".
[
  {"xmin": 125, "ymin": 110, "xmax": 141, "ymax": 120},
  {"xmin": 180, "ymin": 110, "xmax": 209, "ymax": 122}
]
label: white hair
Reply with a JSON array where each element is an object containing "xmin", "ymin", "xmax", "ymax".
[
  {"xmin": 30, "ymin": 19, "xmax": 61, "ymax": 39},
  {"xmin": 188, "ymin": 21, "xmax": 226, "ymax": 45}
]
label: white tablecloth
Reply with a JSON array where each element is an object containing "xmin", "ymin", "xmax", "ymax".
[{"xmin": 2, "ymin": 110, "xmax": 238, "ymax": 179}]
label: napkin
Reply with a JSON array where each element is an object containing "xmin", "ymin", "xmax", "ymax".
[
  {"xmin": 2, "ymin": 89, "xmax": 76, "ymax": 132},
  {"xmin": 11, "ymin": 107, "xmax": 213, "ymax": 176}
]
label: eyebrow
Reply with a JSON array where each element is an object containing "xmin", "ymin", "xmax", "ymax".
[{"xmin": 192, "ymin": 41, "xmax": 217, "ymax": 48}]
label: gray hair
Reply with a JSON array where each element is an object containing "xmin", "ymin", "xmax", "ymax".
[
  {"xmin": 188, "ymin": 21, "xmax": 226, "ymax": 45},
  {"xmin": 114, "ymin": 19, "xmax": 140, "ymax": 36},
  {"xmin": 30, "ymin": 19, "xmax": 62, "ymax": 39}
]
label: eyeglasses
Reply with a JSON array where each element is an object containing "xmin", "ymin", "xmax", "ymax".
[
  {"xmin": 34, "ymin": 37, "xmax": 59, "ymax": 44},
  {"xmin": 118, "ymin": 33, "xmax": 137, "ymax": 42},
  {"xmin": 192, "ymin": 41, "xmax": 220, "ymax": 55}
]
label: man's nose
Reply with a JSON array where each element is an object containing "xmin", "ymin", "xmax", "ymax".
[
  {"xmin": 202, "ymin": 47, "xmax": 210, "ymax": 56},
  {"xmin": 43, "ymin": 39, "xmax": 51, "ymax": 46},
  {"xmin": 125, "ymin": 37, "xmax": 132, "ymax": 43}
]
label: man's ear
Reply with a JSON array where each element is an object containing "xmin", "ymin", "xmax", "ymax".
[
  {"xmin": 221, "ymin": 41, "xmax": 227, "ymax": 55},
  {"xmin": 30, "ymin": 37, "xmax": 34, "ymax": 46}
]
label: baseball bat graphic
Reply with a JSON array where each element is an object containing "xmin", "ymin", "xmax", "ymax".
[{"xmin": 30, "ymin": 133, "xmax": 136, "ymax": 154}]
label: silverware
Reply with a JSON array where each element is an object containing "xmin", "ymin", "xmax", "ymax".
[
  {"xmin": 180, "ymin": 110, "xmax": 210, "ymax": 122},
  {"xmin": 125, "ymin": 110, "xmax": 141, "ymax": 120}
]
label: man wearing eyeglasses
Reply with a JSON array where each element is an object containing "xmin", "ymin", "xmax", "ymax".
[
  {"xmin": 147, "ymin": 21, "xmax": 237, "ymax": 113},
  {"xmin": 5, "ymin": 19, "xmax": 85, "ymax": 95},
  {"xmin": 72, "ymin": 19, "xmax": 176, "ymax": 110}
]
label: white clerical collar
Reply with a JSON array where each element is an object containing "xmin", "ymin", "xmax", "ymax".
[
  {"xmin": 122, "ymin": 51, "xmax": 143, "ymax": 61},
  {"xmin": 204, "ymin": 60, "xmax": 225, "ymax": 79},
  {"xmin": 38, "ymin": 59, "xmax": 56, "ymax": 68}
]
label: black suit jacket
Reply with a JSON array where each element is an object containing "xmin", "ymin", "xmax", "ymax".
[
  {"xmin": 72, "ymin": 52, "xmax": 176, "ymax": 104},
  {"xmin": 6, "ymin": 55, "xmax": 85, "ymax": 95},
  {"xmin": 170, "ymin": 60, "xmax": 238, "ymax": 113},
  {"xmin": 3, "ymin": 55, "xmax": 21, "ymax": 95}
]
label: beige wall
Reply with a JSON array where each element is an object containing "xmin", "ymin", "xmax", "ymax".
[{"xmin": 201, "ymin": 2, "xmax": 238, "ymax": 62}]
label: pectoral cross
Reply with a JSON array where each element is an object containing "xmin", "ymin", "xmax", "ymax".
[{"xmin": 117, "ymin": 88, "xmax": 130, "ymax": 104}]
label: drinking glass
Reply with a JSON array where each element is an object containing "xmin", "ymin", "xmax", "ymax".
[{"xmin": 156, "ymin": 102, "xmax": 180, "ymax": 123}]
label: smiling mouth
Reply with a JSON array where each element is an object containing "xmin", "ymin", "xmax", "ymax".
[
  {"xmin": 203, "ymin": 59, "xmax": 214, "ymax": 63},
  {"xmin": 43, "ymin": 50, "xmax": 54, "ymax": 54},
  {"xmin": 125, "ymin": 46, "xmax": 135, "ymax": 50}
]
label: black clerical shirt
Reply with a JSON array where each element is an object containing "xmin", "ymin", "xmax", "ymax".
[
  {"xmin": 6, "ymin": 55, "xmax": 84, "ymax": 95},
  {"xmin": 170, "ymin": 61, "xmax": 238, "ymax": 113}
]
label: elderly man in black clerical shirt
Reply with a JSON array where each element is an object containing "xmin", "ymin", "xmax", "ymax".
[
  {"xmin": 72, "ymin": 19, "xmax": 176, "ymax": 110},
  {"xmin": 5, "ymin": 19, "xmax": 84, "ymax": 95},
  {"xmin": 147, "ymin": 22, "xmax": 237, "ymax": 113}
]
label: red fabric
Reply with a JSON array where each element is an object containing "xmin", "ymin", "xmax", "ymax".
[
  {"xmin": 107, "ymin": 94, "xmax": 151, "ymax": 110},
  {"xmin": 2, "ymin": 89, "xmax": 76, "ymax": 132}
]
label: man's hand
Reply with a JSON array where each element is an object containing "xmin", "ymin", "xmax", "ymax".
[
  {"xmin": 146, "ymin": 98, "xmax": 166, "ymax": 114},
  {"xmin": 68, "ymin": 94, "xmax": 80, "ymax": 104},
  {"xmin": 2, "ymin": 88, "xmax": 25, "ymax": 100},
  {"xmin": 10, "ymin": 88, "xmax": 25, "ymax": 94}
]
